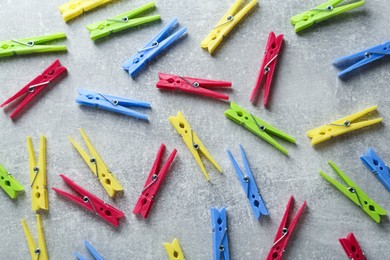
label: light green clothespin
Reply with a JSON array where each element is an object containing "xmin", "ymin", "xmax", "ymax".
[
  {"xmin": 224, "ymin": 102, "xmax": 295, "ymax": 155},
  {"xmin": 320, "ymin": 161, "xmax": 387, "ymax": 223},
  {"xmin": 86, "ymin": 2, "xmax": 161, "ymax": 40},
  {"xmin": 0, "ymin": 163, "xmax": 24, "ymax": 199},
  {"xmin": 291, "ymin": 0, "xmax": 365, "ymax": 33}
]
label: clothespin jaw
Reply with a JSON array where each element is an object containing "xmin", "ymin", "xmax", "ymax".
[
  {"xmin": 200, "ymin": 0, "xmax": 258, "ymax": 54},
  {"xmin": 21, "ymin": 214, "xmax": 48, "ymax": 260},
  {"xmin": 360, "ymin": 148, "xmax": 390, "ymax": 192},
  {"xmin": 339, "ymin": 233, "xmax": 366, "ymax": 260},
  {"xmin": 290, "ymin": 0, "xmax": 365, "ymax": 33},
  {"xmin": 211, "ymin": 207, "xmax": 229, "ymax": 260},
  {"xmin": 74, "ymin": 240, "xmax": 104, "ymax": 260},
  {"xmin": 307, "ymin": 106, "xmax": 382, "ymax": 145},
  {"xmin": 164, "ymin": 238, "xmax": 184, "ymax": 260},
  {"xmin": 169, "ymin": 111, "xmax": 222, "ymax": 181},
  {"xmin": 69, "ymin": 128, "xmax": 124, "ymax": 198},
  {"xmin": 319, "ymin": 161, "xmax": 387, "ymax": 223},
  {"xmin": 0, "ymin": 164, "xmax": 24, "ymax": 199},
  {"xmin": 86, "ymin": 2, "xmax": 161, "ymax": 40},
  {"xmin": 59, "ymin": 0, "xmax": 114, "ymax": 22},
  {"xmin": 224, "ymin": 102, "xmax": 295, "ymax": 155}
]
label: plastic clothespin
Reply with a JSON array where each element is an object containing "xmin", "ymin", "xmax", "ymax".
[
  {"xmin": 133, "ymin": 144, "xmax": 177, "ymax": 218},
  {"xmin": 52, "ymin": 174, "xmax": 125, "ymax": 226},
  {"xmin": 250, "ymin": 32, "xmax": 284, "ymax": 106},
  {"xmin": 0, "ymin": 163, "xmax": 24, "ymax": 199},
  {"xmin": 69, "ymin": 128, "xmax": 123, "ymax": 198},
  {"xmin": 211, "ymin": 207, "xmax": 230, "ymax": 260},
  {"xmin": 1, "ymin": 60, "xmax": 67, "ymax": 119},
  {"xmin": 224, "ymin": 102, "xmax": 296, "ymax": 155},
  {"xmin": 290, "ymin": 0, "xmax": 365, "ymax": 33},
  {"xmin": 76, "ymin": 89, "xmax": 151, "ymax": 120},
  {"xmin": 164, "ymin": 238, "xmax": 184, "ymax": 260},
  {"xmin": 59, "ymin": 0, "xmax": 114, "ymax": 22},
  {"xmin": 86, "ymin": 2, "xmax": 161, "ymax": 40},
  {"xmin": 333, "ymin": 40, "xmax": 390, "ymax": 77},
  {"xmin": 156, "ymin": 73, "xmax": 232, "ymax": 100},
  {"xmin": 226, "ymin": 145, "xmax": 268, "ymax": 219},
  {"xmin": 360, "ymin": 148, "xmax": 390, "ymax": 192},
  {"xmin": 21, "ymin": 214, "xmax": 48, "ymax": 260},
  {"xmin": 122, "ymin": 18, "xmax": 187, "ymax": 77},
  {"xmin": 339, "ymin": 233, "xmax": 366, "ymax": 260},
  {"xmin": 320, "ymin": 161, "xmax": 387, "ymax": 223},
  {"xmin": 27, "ymin": 136, "xmax": 48, "ymax": 211},
  {"xmin": 169, "ymin": 111, "xmax": 222, "ymax": 181},
  {"xmin": 74, "ymin": 240, "xmax": 104, "ymax": 260},
  {"xmin": 307, "ymin": 106, "xmax": 382, "ymax": 146},
  {"xmin": 201, "ymin": 0, "xmax": 258, "ymax": 54},
  {"xmin": 266, "ymin": 196, "xmax": 306, "ymax": 260}
]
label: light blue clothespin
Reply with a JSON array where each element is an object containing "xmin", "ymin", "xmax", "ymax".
[
  {"xmin": 211, "ymin": 207, "xmax": 229, "ymax": 260},
  {"xmin": 122, "ymin": 18, "xmax": 187, "ymax": 77},
  {"xmin": 226, "ymin": 145, "xmax": 268, "ymax": 220},
  {"xmin": 74, "ymin": 240, "xmax": 104, "ymax": 260},
  {"xmin": 360, "ymin": 148, "xmax": 390, "ymax": 192},
  {"xmin": 75, "ymin": 89, "xmax": 151, "ymax": 120}
]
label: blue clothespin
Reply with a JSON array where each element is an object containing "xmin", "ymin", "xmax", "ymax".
[
  {"xmin": 76, "ymin": 89, "xmax": 151, "ymax": 120},
  {"xmin": 360, "ymin": 148, "xmax": 390, "ymax": 192},
  {"xmin": 211, "ymin": 207, "xmax": 229, "ymax": 260},
  {"xmin": 122, "ymin": 18, "xmax": 187, "ymax": 77},
  {"xmin": 226, "ymin": 145, "xmax": 268, "ymax": 220},
  {"xmin": 333, "ymin": 40, "xmax": 390, "ymax": 77},
  {"xmin": 74, "ymin": 240, "xmax": 104, "ymax": 260}
]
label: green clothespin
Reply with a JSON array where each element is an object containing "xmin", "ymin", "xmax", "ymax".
[
  {"xmin": 291, "ymin": 0, "xmax": 365, "ymax": 33},
  {"xmin": 224, "ymin": 102, "xmax": 296, "ymax": 155},
  {"xmin": 86, "ymin": 2, "xmax": 161, "ymax": 40},
  {"xmin": 0, "ymin": 33, "xmax": 67, "ymax": 58},
  {"xmin": 0, "ymin": 164, "xmax": 24, "ymax": 199},
  {"xmin": 320, "ymin": 161, "xmax": 387, "ymax": 223}
]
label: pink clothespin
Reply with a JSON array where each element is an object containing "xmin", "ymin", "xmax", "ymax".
[{"xmin": 339, "ymin": 233, "xmax": 367, "ymax": 260}]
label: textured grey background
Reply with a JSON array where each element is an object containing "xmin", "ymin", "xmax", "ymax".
[{"xmin": 0, "ymin": 0, "xmax": 389, "ymax": 259}]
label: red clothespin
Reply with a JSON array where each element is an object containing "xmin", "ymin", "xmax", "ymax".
[
  {"xmin": 250, "ymin": 32, "xmax": 283, "ymax": 107},
  {"xmin": 1, "ymin": 59, "xmax": 67, "ymax": 119},
  {"xmin": 156, "ymin": 73, "xmax": 232, "ymax": 100},
  {"xmin": 133, "ymin": 144, "xmax": 177, "ymax": 218},
  {"xmin": 52, "ymin": 174, "xmax": 125, "ymax": 227},
  {"xmin": 339, "ymin": 233, "xmax": 367, "ymax": 260},
  {"xmin": 267, "ymin": 196, "xmax": 306, "ymax": 260}
]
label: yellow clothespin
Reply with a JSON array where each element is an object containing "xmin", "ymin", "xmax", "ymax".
[
  {"xmin": 21, "ymin": 214, "xmax": 48, "ymax": 260},
  {"xmin": 200, "ymin": 0, "xmax": 258, "ymax": 54},
  {"xmin": 27, "ymin": 136, "xmax": 48, "ymax": 211},
  {"xmin": 164, "ymin": 238, "xmax": 184, "ymax": 260},
  {"xmin": 307, "ymin": 106, "xmax": 382, "ymax": 145},
  {"xmin": 59, "ymin": 0, "xmax": 114, "ymax": 22},
  {"xmin": 69, "ymin": 128, "xmax": 123, "ymax": 197},
  {"xmin": 169, "ymin": 112, "xmax": 222, "ymax": 181}
]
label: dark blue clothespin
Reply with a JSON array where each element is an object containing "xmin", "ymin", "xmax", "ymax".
[
  {"xmin": 333, "ymin": 40, "xmax": 390, "ymax": 77},
  {"xmin": 360, "ymin": 148, "xmax": 390, "ymax": 192},
  {"xmin": 122, "ymin": 18, "xmax": 187, "ymax": 77},
  {"xmin": 76, "ymin": 89, "xmax": 151, "ymax": 120},
  {"xmin": 211, "ymin": 207, "xmax": 229, "ymax": 260},
  {"xmin": 74, "ymin": 240, "xmax": 104, "ymax": 260},
  {"xmin": 226, "ymin": 145, "xmax": 268, "ymax": 220}
]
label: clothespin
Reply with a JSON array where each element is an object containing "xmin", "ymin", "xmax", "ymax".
[
  {"xmin": 164, "ymin": 238, "xmax": 184, "ymax": 260},
  {"xmin": 224, "ymin": 102, "xmax": 296, "ymax": 155},
  {"xmin": 307, "ymin": 106, "xmax": 382, "ymax": 146},
  {"xmin": 319, "ymin": 161, "xmax": 387, "ymax": 223},
  {"xmin": 156, "ymin": 73, "xmax": 232, "ymax": 100},
  {"xmin": 52, "ymin": 174, "xmax": 125, "ymax": 226},
  {"xmin": 360, "ymin": 148, "xmax": 390, "ymax": 192},
  {"xmin": 21, "ymin": 214, "xmax": 48, "ymax": 260},
  {"xmin": 290, "ymin": 0, "xmax": 365, "ymax": 33},
  {"xmin": 333, "ymin": 40, "xmax": 390, "ymax": 77},
  {"xmin": 74, "ymin": 240, "xmax": 104, "ymax": 260},
  {"xmin": 133, "ymin": 144, "xmax": 177, "ymax": 218},
  {"xmin": 226, "ymin": 145, "xmax": 268, "ymax": 219},
  {"xmin": 211, "ymin": 207, "xmax": 229, "ymax": 260},
  {"xmin": 122, "ymin": 18, "xmax": 187, "ymax": 77},
  {"xmin": 201, "ymin": 0, "xmax": 258, "ymax": 54},
  {"xmin": 1, "ymin": 59, "xmax": 67, "ymax": 119},
  {"xmin": 266, "ymin": 196, "xmax": 306, "ymax": 260},
  {"xmin": 250, "ymin": 32, "xmax": 284, "ymax": 106},
  {"xmin": 0, "ymin": 33, "xmax": 67, "ymax": 58},
  {"xmin": 0, "ymin": 163, "xmax": 24, "ymax": 199},
  {"xmin": 59, "ymin": 0, "xmax": 114, "ymax": 22},
  {"xmin": 76, "ymin": 89, "xmax": 151, "ymax": 120},
  {"xmin": 339, "ymin": 233, "xmax": 366, "ymax": 260},
  {"xmin": 86, "ymin": 2, "xmax": 161, "ymax": 40},
  {"xmin": 169, "ymin": 111, "xmax": 222, "ymax": 181},
  {"xmin": 69, "ymin": 128, "xmax": 123, "ymax": 198},
  {"xmin": 27, "ymin": 136, "xmax": 48, "ymax": 211}
]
